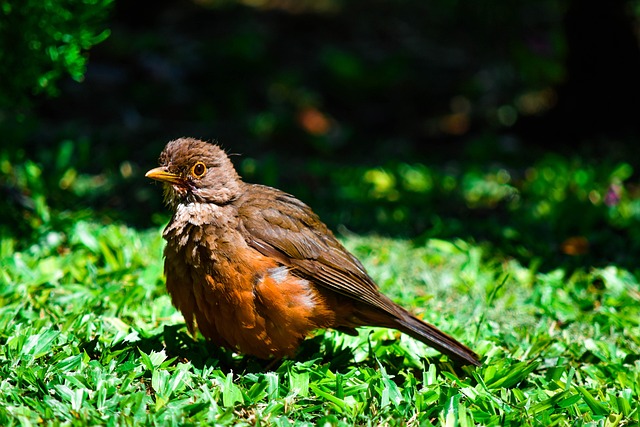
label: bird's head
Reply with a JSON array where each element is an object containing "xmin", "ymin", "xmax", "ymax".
[{"xmin": 146, "ymin": 138, "xmax": 242, "ymax": 209}]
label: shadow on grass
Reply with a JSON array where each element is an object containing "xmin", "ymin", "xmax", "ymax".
[{"xmin": 98, "ymin": 323, "xmax": 470, "ymax": 378}]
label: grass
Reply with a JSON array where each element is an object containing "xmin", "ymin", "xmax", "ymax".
[
  {"xmin": 1, "ymin": 218, "xmax": 639, "ymax": 426},
  {"xmin": 1, "ymin": 139, "xmax": 639, "ymax": 425}
]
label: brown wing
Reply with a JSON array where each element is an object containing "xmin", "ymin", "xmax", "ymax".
[
  {"xmin": 236, "ymin": 184, "xmax": 402, "ymax": 316},
  {"xmin": 236, "ymin": 184, "xmax": 481, "ymax": 366}
]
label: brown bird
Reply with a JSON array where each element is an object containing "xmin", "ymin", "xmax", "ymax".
[{"xmin": 146, "ymin": 138, "xmax": 480, "ymax": 366}]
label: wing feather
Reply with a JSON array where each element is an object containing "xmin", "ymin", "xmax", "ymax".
[{"xmin": 237, "ymin": 185, "xmax": 400, "ymax": 315}]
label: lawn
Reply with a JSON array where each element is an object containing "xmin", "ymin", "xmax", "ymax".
[
  {"xmin": 1, "ymin": 144, "xmax": 640, "ymax": 425},
  {"xmin": 1, "ymin": 208, "xmax": 638, "ymax": 425}
]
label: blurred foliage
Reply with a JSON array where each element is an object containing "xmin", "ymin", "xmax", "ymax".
[
  {"xmin": 0, "ymin": 0, "xmax": 113, "ymax": 110},
  {"xmin": 0, "ymin": 138, "xmax": 142, "ymax": 244},
  {"xmin": 17, "ymin": 0, "xmax": 575, "ymax": 159},
  {"xmin": 1, "ymin": 0, "xmax": 640, "ymax": 274},
  {"xmin": 2, "ymin": 133, "xmax": 640, "ymax": 273},
  {"xmin": 273, "ymin": 150, "xmax": 640, "ymax": 271}
]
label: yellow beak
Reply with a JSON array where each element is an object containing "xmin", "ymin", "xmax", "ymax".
[{"xmin": 145, "ymin": 167, "xmax": 184, "ymax": 185}]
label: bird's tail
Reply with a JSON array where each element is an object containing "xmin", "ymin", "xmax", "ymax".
[{"xmin": 393, "ymin": 310, "xmax": 481, "ymax": 366}]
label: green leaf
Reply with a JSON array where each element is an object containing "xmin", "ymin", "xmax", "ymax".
[
  {"xmin": 576, "ymin": 386, "xmax": 610, "ymax": 416},
  {"xmin": 289, "ymin": 364, "xmax": 310, "ymax": 397},
  {"xmin": 309, "ymin": 383, "xmax": 347, "ymax": 413},
  {"xmin": 222, "ymin": 372, "xmax": 244, "ymax": 408},
  {"xmin": 21, "ymin": 329, "xmax": 59, "ymax": 361}
]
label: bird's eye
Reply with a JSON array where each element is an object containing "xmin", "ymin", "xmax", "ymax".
[{"xmin": 191, "ymin": 162, "xmax": 207, "ymax": 178}]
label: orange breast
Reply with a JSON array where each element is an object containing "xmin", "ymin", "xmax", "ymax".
[{"xmin": 166, "ymin": 241, "xmax": 336, "ymax": 359}]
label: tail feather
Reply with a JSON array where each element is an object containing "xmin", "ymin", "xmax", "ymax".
[{"xmin": 395, "ymin": 313, "xmax": 481, "ymax": 366}]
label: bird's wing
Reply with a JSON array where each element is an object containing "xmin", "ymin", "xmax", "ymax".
[{"xmin": 236, "ymin": 185, "xmax": 401, "ymax": 315}]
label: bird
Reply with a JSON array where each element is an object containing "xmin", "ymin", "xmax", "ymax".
[{"xmin": 146, "ymin": 137, "xmax": 481, "ymax": 366}]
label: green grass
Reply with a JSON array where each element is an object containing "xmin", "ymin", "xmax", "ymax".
[{"xmin": 1, "ymin": 220, "xmax": 638, "ymax": 426}]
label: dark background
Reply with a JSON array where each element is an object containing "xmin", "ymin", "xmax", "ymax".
[{"xmin": 2, "ymin": 0, "xmax": 640, "ymax": 271}]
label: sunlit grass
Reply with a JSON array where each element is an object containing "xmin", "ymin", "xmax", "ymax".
[
  {"xmin": 1, "ymin": 138, "xmax": 639, "ymax": 424},
  {"xmin": 1, "ymin": 220, "xmax": 638, "ymax": 425}
]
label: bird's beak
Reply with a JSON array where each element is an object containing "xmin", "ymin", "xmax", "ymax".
[{"xmin": 145, "ymin": 167, "xmax": 184, "ymax": 185}]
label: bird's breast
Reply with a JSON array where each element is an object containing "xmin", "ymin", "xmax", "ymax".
[{"xmin": 161, "ymin": 206, "xmax": 338, "ymax": 358}]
